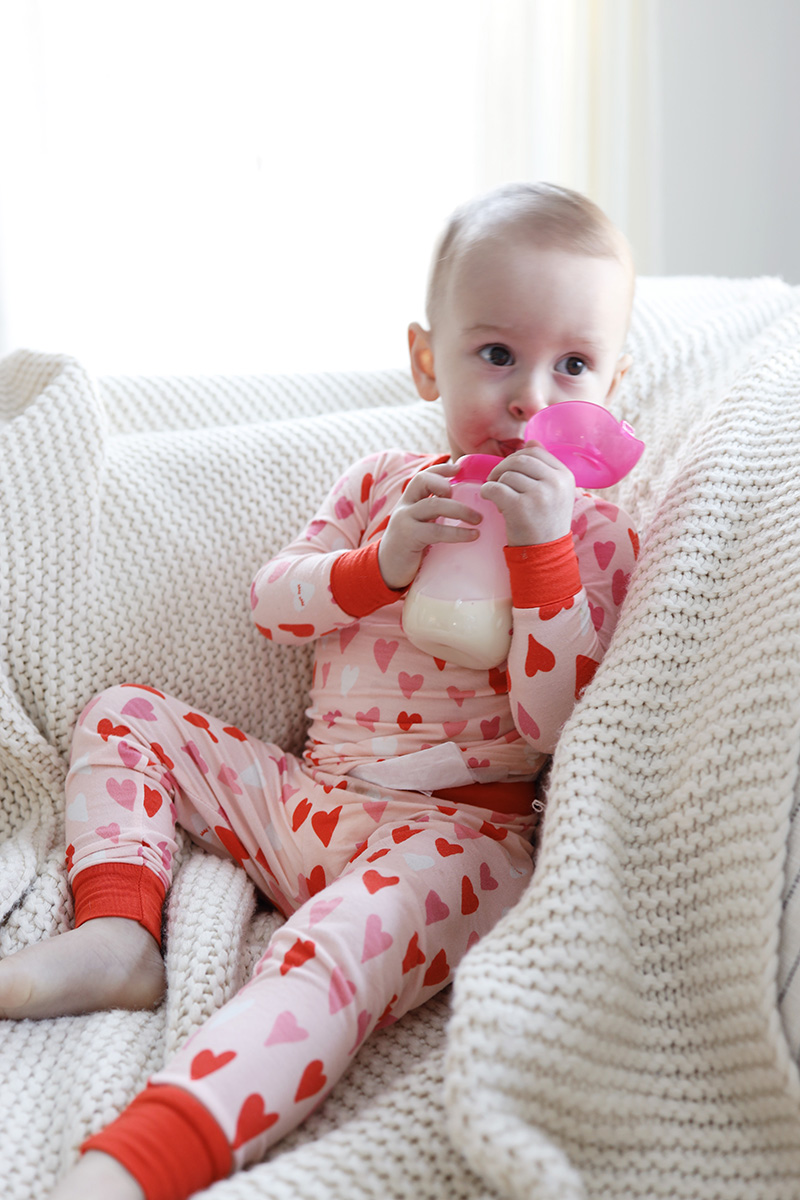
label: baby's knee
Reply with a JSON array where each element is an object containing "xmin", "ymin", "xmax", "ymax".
[{"xmin": 72, "ymin": 683, "xmax": 169, "ymax": 752}]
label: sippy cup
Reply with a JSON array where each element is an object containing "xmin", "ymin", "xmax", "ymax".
[
  {"xmin": 402, "ymin": 454, "xmax": 511, "ymax": 670},
  {"xmin": 525, "ymin": 401, "xmax": 644, "ymax": 488}
]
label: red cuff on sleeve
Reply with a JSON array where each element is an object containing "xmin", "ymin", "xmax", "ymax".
[
  {"xmin": 504, "ymin": 535, "xmax": 582, "ymax": 609},
  {"xmin": 72, "ymin": 863, "xmax": 166, "ymax": 948},
  {"xmin": 81, "ymin": 1084, "xmax": 232, "ymax": 1200},
  {"xmin": 330, "ymin": 541, "xmax": 406, "ymax": 617}
]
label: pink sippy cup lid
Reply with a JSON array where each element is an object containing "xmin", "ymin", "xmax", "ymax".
[
  {"xmin": 525, "ymin": 401, "xmax": 645, "ymax": 488},
  {"xmin": 453, "ymin": 453, "xmax": 503, "ymax": 482}
]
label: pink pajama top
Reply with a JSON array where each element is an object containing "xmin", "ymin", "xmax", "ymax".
[{"xmin": 250, "ymin": 450, "xmax": 639, "ymax": 801}]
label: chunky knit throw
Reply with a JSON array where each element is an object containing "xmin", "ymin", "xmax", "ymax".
[{"xmin": 2, "ymin": 275, "xmax": 800, "ymax": 1199}]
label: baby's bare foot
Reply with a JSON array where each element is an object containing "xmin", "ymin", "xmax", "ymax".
[
  {"xmin": 51, "ymin": 1150, "xmax": 144, "ymax": 1200},
  {"xmin": 0, "ymin": 918, "xmax": 165, "ymax": 1019}
]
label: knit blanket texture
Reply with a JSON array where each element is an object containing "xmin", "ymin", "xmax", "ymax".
[{"xmin": 2, "ymin": 275, "xmax": 800, "ymax": 1199}]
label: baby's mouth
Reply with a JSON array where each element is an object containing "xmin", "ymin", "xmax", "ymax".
[{"xmin": 496, "ymin": 438, "xmax": 525, "ymax": 457}]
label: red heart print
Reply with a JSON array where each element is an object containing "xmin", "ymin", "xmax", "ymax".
[
  {"xmin": 375, "ymin": 994, "xmax": 398, "ymax": 1030},
  {"xmin": 117, "ymin": 740, "xmax": 141, "ymax": 769},
  {"xmin": 461, "ymin": 876, "xmax": 480, "ymax": 915},
  {"xmin": 106, "ymin": 778, "xmax": 136, "ymax": 810},
  {"xmin": 363, "ymin": 869, "xmax": 400, "ymax": 893},
  {"xmin": 360, "ymin": 472, "xmax": 374, "ymax": 503},
  {"xmin": 628, "ymin": 527, "xmax": 640, "ymax": 558},
  {"xmin": 217, "ymin": 764, "xmax": 242, "ymax": 793},
  {"xmin": 402, "ymin": 932, "xmax": 426, "ymax": 973},
  {"xmin": 367, "ymin": 847, "xmax": 390, "ymax": 861},
  {"xmin": 467, "ymin": 757, "xmax": 490, "ymax": 770},
  {"xmin": 488, "ymin": 666, "xmax": 509, "ymax": 694},
  {"xmin": 369, "ymin": 495, "xmax": 387, "ymax": 521},
  {"xmin": 329, "ymin": 967, "xmax": 357, "ymax": 1013},
  {"xmin": 356, "ymin": 707, "xmax": 380, "ymax": 731},
  {"xmin": 612, "ymin": 568, "xmax": 630, "ymax": 606},
  {"xmin": 300, "ymin": 865, "xmax": 327, "ymax": 897},
  {"xmin": 182, "ymin": 742, "xmax": 208, "ymax": 774},
  {"xmin": 374, "ymin": 639, "xmax": 399, "ymax": 673},
  {"xmin": 223, "ymin": 725, "xmax": 248, "ymax": 741},
  {"xmin": 589, "ymin": 601, "xmax": 605, "ymax": 631},
  {"xmin": 280, "ymin": 937, "xmax": 316, "ymax": 976},
  {"xmin": 479, "ymin": 821, "xmax": 508, "ymax": 842},
  {"xmin": 392, "ymin": 825, "xmax": 422, "ymax": 843},
  {"xmin": 120, "ymin": 697, "xmax": 157, "ymax": 721},
  {"xmin": 190, "ymin": 1048, "xmax": 237, "ymax": 1079},
  {"xmin": 435, "ymin": 838, "xmax": 463, "ymax": 858},
  {"xmin": 97, "ymin": 719, "xmax": 131, "ymax": 742},
  {"xmin": 232, "ymin": 1094, "xmax": 279, "ymax": 1149},
  {"xmin": 398, "ymin": 672, "xmax": 423, "ymax": 699},
  {"xmin": 593, "ymin": 540, "xmax": 616, "ymax": 571},
  {"xmin": 214, "ymin": 825, "xmax": 250, "ymax": 863},
  {"xmin": 143, "ymin": 785, "xmax": 162, "ymax": 818},
  {"xmin": 339, "ymin": 624, "xmax": 360, "ymax": 656},
  {"xmin": 595, "ymin": 498, "xmax": 619, "ymax": 522},
  {"xmin": 311, "ymin": 805, "xmax": 342, "ymax": 847},
  {"xmin": 183, "ymin": 712, "xmax": 218, "ymax": 743},
  {"xmin": 292, "ymin": 798, "xmax": 312, "ymax": 830},
  {"xmin": 539, "ymin": 595, "xmax": 575, "ymax": 621},
  {"xmin": 571, "ymin": 512, "xmax": 588, "ymax": 540},
  {"xmin": 361, "ymin": 914, "xmax": 393, "ymax": 961},
  {"xmin": 265, "ymin": 1011, "xmax": 310, "ymax": 1046},
  {"xmin": 480, "ymin": 716, "xmax": 500, "ymax": 740},
  {"xmin": 278, "ymin": 623, "xmax": 315, "ymax": 638},
  {"xmin": 479, "ymin": 861, "xmax": 499, "ymax": 890},
  {"xmin": 348, "ymin": 1008, "xmax": 372, "ymax": 1055},
  {"xmin": 434, "ymin": 657, "xmax": 447, "ymax": 671},
  {"xmin": 516, "ymin": 702, "xmax": 540, "ymax": 739},
  {"xmin": 397, "ymin": 711, "xmax": 422, "ymax": 732},
  {"xmin": 575, "ymin": 654, "xmax": 599, "ymax": 699},
  {"xmin": 425, "ymin": 889, "xmax": 450, "ymax": 924},
  {"xmin": 423, "ymin": 948, "xmax": 450, "ymax": 988},
  {"xmin": 151, "ymin": 743, "xmax": 174, "ymax": 769},
  {"xmin": 256, "ymin": 623, "xmax": 273, "ymax": 639},
  {"xmin": 443, "ymin": 720, "xmax": 467, "ymax": 738},
  {"xmin": 525, "ymin": 636, "xmax": 555, "ymax": 677},
  {"xmin": 295, "ymin": 1059, "xmax": 328, "ymax": 1103},
  {"xmin": 322, "ymin": 780, "xmax": 348, "ymax": 795}
]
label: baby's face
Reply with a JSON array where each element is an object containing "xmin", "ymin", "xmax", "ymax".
[{"xmin": 424, "ymin": 234, "xmax": 633, "ymax": 461}]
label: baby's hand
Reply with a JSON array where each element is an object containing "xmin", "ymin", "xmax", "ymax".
[
  {"xmin": 481, "ymin": 442, "xmax": 575, "ymax": 546},
  {"xmin": 378, "ymin": 463, "xmax": 482, "ymax": 590}
]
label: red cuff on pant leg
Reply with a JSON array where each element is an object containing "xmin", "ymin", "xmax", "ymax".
[
  {"xmin": 81, "ymin": 1084, "xmax": 232, "ymax": 1200},
  {"xmin": 72, "ymin": 863, "xmax": 166, "ymax": 948}
]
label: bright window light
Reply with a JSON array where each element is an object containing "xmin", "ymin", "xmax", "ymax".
[{"xmin": 0, "ymin": 0, "xmax": 487, "ymax": 375}]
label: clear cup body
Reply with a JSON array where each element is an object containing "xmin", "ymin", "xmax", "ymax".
[{"xmin": 402, "ymin": 479, "xmax": 512, "ymax": 669}]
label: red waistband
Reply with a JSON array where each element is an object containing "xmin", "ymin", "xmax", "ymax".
[{"xmin": 432, "ymin": 779, "xmax": 534, "ymax": 816}]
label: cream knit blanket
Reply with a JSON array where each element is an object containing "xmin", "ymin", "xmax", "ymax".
[{"xmin": 2, "ymin": 275, "xmax": 800, "ymax": 1199}]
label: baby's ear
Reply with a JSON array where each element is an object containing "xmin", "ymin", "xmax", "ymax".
[
  {"xmin": 408, "ymin": 323, "xmax": 440, "ymax": 402},
  {"xmin": 607, "ymin": 352, "xmax": 633, "ymax": 400}
]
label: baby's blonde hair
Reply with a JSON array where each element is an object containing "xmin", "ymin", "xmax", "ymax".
[{"xmin": 426, "ymin": 181, "xmax": 634, "ymax": 326}]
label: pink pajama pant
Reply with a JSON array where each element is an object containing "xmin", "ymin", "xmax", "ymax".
[{"xmin": 67, "ymin": 683, "xmax": 535, "ymax": 1175}]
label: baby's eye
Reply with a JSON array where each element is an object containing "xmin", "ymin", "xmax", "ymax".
[
  {"xmin": 479, "ymin": 344, "xmax": 514, "ymax": 367},
  {"xmin": 555, "ymin": 355, "xmax": 589, "ymax": 377}
]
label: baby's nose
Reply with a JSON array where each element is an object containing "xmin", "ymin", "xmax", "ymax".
[{"xmin": 508, "ymin": 376, "xmax": 548, "ymax": 420}]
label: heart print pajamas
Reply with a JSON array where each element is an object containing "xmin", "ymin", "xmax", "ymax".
[{"xmin": 70, "ymin": 448, "xmax": 638, "ymax": 1198}]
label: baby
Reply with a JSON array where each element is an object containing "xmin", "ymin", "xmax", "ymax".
[{"xmin": 0, "ymin": 181, "xmax": 637, "ymax": 1200}]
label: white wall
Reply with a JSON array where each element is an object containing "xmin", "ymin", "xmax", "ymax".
[{"xmin": 651, "ymin": 0, "xmax": 800, "ymax": 283}]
